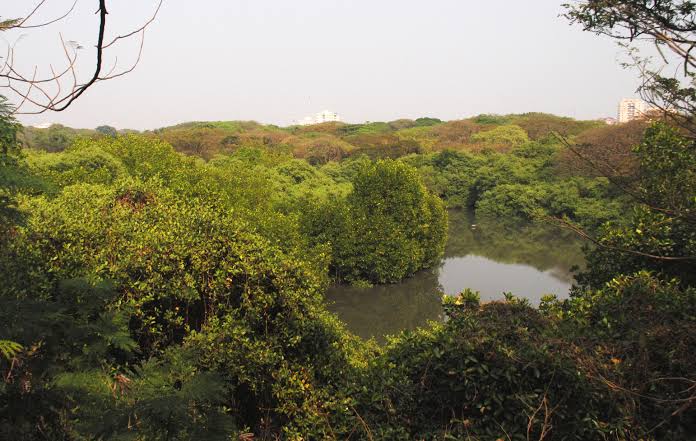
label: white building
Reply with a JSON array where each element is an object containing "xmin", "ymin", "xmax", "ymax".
[
  {"xmin": 618, "ymin": 98, "xmax": 651, "ymax": 123},
  {"xmin": 297, "ymin": 110, "xmax": 341, "ymax": 126}
]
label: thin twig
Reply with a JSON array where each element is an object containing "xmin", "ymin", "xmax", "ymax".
[
  {"xmin": 546, "ymin": 215, "xmax": 696, "ymax": 261},
  {"xmin": 18, "ymin": 0, "xmax": 78, "ymax": 29},
  {"xmin": 350, "ymin": 405, "xmax": 374, "ymax": 441}
]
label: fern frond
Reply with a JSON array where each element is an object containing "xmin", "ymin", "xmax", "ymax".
[{"xmin": 0, "ymin": 340, "xmax": 23, "ymax": 359}]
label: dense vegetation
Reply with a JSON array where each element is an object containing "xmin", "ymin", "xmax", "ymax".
[
  {"xmin": 3, "ymin": 1, "xmax": 696, "ymax": 438},
  {"xmin": 4, "ymin": 103, "xmax": 695, "ymax": 439},
  {"xmin": 22, "ymin": 112, "xmax": 627, "ymax": 231}
]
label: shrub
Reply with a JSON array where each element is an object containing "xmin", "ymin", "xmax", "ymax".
[
  {"xmin": 1, "ymin": 177, "xmax": 363, "ymax": 438},
  {"xmin": 351, "ymin": 293, "xmax": 629, "ymax": 440},
  {"xmin": 544, "ymin": 272, "xmax": 696, "ymax": 439},
  {"xmin": 299, "ymin": 160, "xmax": 448, "ymax": 284}
]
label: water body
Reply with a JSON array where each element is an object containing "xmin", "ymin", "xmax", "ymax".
[{"xmin": 326, "ymin": 209, "xmax": 585, "ymax": 342}]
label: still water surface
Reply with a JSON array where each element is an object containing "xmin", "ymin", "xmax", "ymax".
[{"xmin": 326, "ymin": 210, "xmax": 585, "ymax": 342}]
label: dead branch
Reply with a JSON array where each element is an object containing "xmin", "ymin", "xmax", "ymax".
[
  {"xmin": 350, "ymin": 405, "xmax": 374, "ymax": 441},
  {"xmin": 526, "ymin": 393, "xmax": 552, "ymax": 441},
  {"xmin": 103, "ymin": 0, "xmax": 163, "ymax": 49}
]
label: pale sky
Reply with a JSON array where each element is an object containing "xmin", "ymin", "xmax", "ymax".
[{"xmin": 5, "ymin": 0, "xmax": 644, "ymax": 130}]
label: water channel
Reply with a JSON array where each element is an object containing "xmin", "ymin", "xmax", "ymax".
[{"xmin": 325, "ymin": 209, "xmax": 585, "ymax": 342}]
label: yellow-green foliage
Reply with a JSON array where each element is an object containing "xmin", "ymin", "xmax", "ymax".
[
  {"xmin": 395, "ymin": 126, "xmax": 438, "ymax": 152},
  {"xmin": 27, "ymin": 146, "xmax": 126, "ymax": 188},
  {"xmin": 2, "ymin": 169, "xmax": 360, "ymax": 438},
  {"xmin": 470, "ymin": 124, "xmax": 529, "ymax": 148}
]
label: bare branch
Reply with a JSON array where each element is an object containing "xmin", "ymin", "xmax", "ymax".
[
  {"xmin": 546, "ymin": 215, "xmax": 696, "ymax": 262},
  {"xmin": 46, "ymin": 0, "xmax": 107, "ymax": 112},
  {"xmin": 0, "ymin": 0, "xmax": 162, "ymax": 114},
  {"xmin": 103, "ymin": 0, "xmax": 162, "ymax": 49},
  {"xmin": 15, "ymin": 1, "xmax": 48, "ymax": 27},
  {"xmin": 99, "ymin": 30, "xmax": 145, "ymax": 81}
]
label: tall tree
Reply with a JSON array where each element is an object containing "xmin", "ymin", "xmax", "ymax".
[
  {"xmin": 0, "ymin": 96, "xmax": 22, "ymax": 227},
  {"xmin": 558, "ymin": 1, "xmax": 696, "ymax": 278},
  {"xmin": 565, "ymin": 0, "xmax": 696, "ymax": 137}
]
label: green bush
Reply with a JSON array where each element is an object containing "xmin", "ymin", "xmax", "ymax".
[
  {"xmin": 576, "ymin": 123, "xmax": 696, "ymax": 289},
  {"xmin": 1, "ymin": 176, "xmax": 364, "ymax": 438},
  {"xmin": 309, "ymin": 160, "xmax": 448, "ymax": 284},
  {"xmin": 543, "ymin": 272, "xmax": 696, "ymax": 439},
  {"xmin": 3, "ymin": 114, "xmax": 691, "ymax": 439},
  {"xmin": 350, "ymin": 292, "xmax": 629, "ymax": 440}
]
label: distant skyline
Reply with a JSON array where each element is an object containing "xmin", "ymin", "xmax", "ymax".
[{"xmin": 5, "ymin": 0, "xmax": 647, "ymax": 130}]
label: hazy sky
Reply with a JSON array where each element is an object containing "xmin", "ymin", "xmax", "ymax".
[{"xmin": 6, "ymin": 0, "xmax": 644, "ymax": 130}]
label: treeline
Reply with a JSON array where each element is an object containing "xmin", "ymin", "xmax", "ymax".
[
  {"xmin": 24, "ymin": 112, "xmax": 602, "ymax": 161},
  {"xmin": 22, "ymin": 113, "xmax": 645, "ymax": 231}
]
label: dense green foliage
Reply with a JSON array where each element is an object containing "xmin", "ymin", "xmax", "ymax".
[
  {"xmin": 543, "ymin": 272, "xmax": 696, "ymax": 439},
  {"xmin": 0, "ymin": 135, "xmax": 367, "ymax": 438},
  {"xmin": 3, "ymin": 109, "xmax": 694, "ymax": 438},
  {"xmin": 354, "ymin": 292, "xmax": 622, "ymax": 440},
  {"xmin": 299, "ymin": 160, "xmax": 447, "ymax": 284},
  {"xmin": 19, "ymin": 112, "xmax": 625, "ymax": 232},
  {"xmin": 0, "ymin": 97, "xmax": 21, "ymax": 227},
  {"xmin": 575, "ymin": 123, "xmax": 696, "ymax": 289},
  {"xmin": 401, "ymin": 142, "xmax": 626, "ymax": 230},
  {"xmin": 21, "ymin": 124, "xmax": 102, "ymax": 152},
  {"xmin": 4, "ymin": 0, "xmax": 696, "ymax": 437}
]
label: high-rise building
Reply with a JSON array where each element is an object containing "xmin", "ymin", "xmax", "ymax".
[{"xmin": 618, "ymin": 98, "xmax": 651, "ymax": 123}]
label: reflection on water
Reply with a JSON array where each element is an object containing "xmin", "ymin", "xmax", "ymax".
[
  {"xmin": 440, "ymin": 256, "xmax": 573, "ymax": 302},
  {"xmin": 326, "ymin": 210, "xmax": 586, "ymax": 342},
  {"xmin": 444, "ymin": 210, "xmax": 584, "ymax": 278},
  {"xmin": 325, "ymin": 269, "xmax": 444, "ymax": 341}
]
